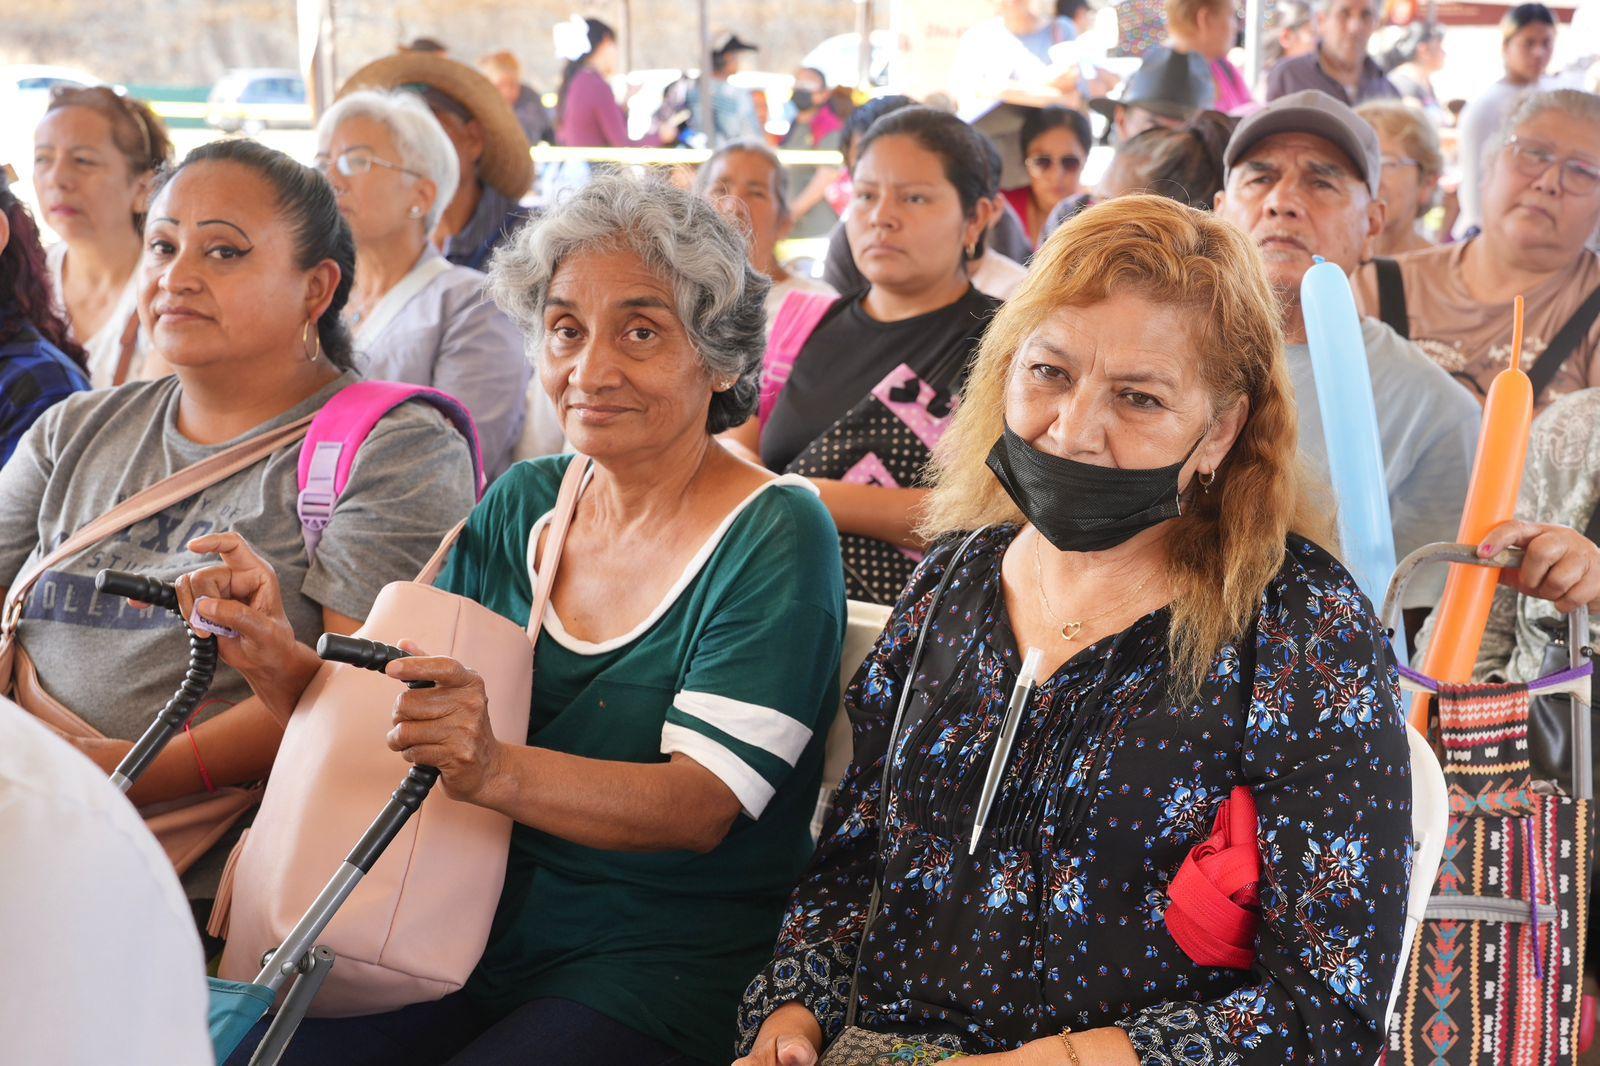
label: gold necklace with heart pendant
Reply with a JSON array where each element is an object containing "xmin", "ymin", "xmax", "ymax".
[{"xmin": 1032, "ymin": 532, "xmax": 1158, "ymax": 642}]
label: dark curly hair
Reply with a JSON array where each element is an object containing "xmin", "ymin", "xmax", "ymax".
[
  {"xmin": 151, "ymin": 139, "xmax": 357, "ymax": 371},
  {"xmin": 0, "ymin": 184, "xmax": 87, "ymax": 369}
]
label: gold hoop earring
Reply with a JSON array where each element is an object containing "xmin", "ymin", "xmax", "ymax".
[{"xmin": 302, "ymin": 320, "xmax": 322, "ymax": 363}]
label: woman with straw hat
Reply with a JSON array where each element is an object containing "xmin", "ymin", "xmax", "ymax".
[{"xmin": 340, "ymin": 52, "xmax": 534, "ymax": 272}]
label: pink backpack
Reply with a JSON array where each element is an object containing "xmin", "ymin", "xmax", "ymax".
[
  {"xmin": 298, "ymin": 381, "xmax": 487, "ymax": 559},
  {"xmin": 758, "ymin": 291, "xmax": 837, "ymax": 428}
]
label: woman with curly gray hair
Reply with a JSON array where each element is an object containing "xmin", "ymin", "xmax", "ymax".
[{"xmin": 213, "ymin": 171, "xmax": 846, "ymax": 1066}]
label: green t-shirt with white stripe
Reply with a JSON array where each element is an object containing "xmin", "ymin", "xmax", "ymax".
[{"xmin": 438, "ymin": 454, "xmax": 845, "ymax": 1062}]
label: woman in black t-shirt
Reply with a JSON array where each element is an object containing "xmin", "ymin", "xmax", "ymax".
[{"xmin": 724, "ymin": 106, "xmax": 1001, "ymax": 604}]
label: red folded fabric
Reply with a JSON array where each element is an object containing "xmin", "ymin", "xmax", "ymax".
[{"xmin": 1164, "ymin": 785, "xmax": 1261, "ymax": 970}]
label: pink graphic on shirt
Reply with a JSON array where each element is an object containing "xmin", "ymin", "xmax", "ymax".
[
  {"xmin": 871, "ymin": 364, "xmax": 958, "ymax": 452},
  {"xmin": 841, "ymin": 452, "xmax": 899, "ymax": 489}
]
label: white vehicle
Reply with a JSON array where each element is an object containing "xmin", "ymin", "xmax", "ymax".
[
  {"xmin": 0, "ymin": 63, "xmax": 107, "ymax": 152},
  {"xmin": 801, "ymin": 31, "xmax": 900, "ymax": 89},
  {"xmin": 206, "ymin": 68, "xmax": 311, "ymax": 134},
  {"xmin": 0, "ymin": 64, "xmax": 111, "ymax": 225}
]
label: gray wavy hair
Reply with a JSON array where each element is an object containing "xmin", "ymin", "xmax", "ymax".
[{"xmin": 488, "ymin": 172, "xmax": 770, "ymax": 433}]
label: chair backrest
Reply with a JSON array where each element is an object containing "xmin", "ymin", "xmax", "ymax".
[
  {"xmin": 1383, "ymin": 722, "xmax": 1449, "ymax": 1044},
  {"xmin": 812, "ymin": 600, "xmax": 891, "ymax": 841}
]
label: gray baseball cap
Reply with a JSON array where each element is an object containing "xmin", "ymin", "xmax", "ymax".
[{"xmin": 1223, "ymin": 90, "xmax": 1382, "ymax": 196}]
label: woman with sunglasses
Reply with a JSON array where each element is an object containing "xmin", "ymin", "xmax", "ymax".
[
  {"xmin": 1003, "ymin": 106, "xmax": 1091, "ymax": 248},
  {"xmin": 315, "ymin": 90, "xmax": 546, "ymax": 479},
  {"xmin": 33, "ymin": 86, "xmax": 174, "ymax": 386}
]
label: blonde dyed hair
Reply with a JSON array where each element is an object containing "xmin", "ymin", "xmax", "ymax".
[
  {"xmin": 922, "ymin": 195, "xmax": 1332, "ymax": 695},
  {"xmin": 1357, "ymin": 100, "xmax": 1443, "ymax": 183},
  {"xmin": 1166, "ymin": 0, "xmax": 1231, "ymax": 32}
]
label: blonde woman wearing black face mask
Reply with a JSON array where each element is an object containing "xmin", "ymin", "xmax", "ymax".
[{"xmin": 737, "ymin": 196, "xmax": 1412, "ymax": 1066}]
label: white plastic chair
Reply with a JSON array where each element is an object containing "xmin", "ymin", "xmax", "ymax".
[
  {"xmin": 1380, "ymin": 723, "xmax": 1449, "ymax": 1059},
  {"xmin": 811, "ymin": 600, "xmax": 891, "ymax": 841}
]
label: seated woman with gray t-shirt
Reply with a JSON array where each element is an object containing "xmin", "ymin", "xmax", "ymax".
[{"xmin": 0, "ymin": 140, "xmax": 477, "ymax": 899}]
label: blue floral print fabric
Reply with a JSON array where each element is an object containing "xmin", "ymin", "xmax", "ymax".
[{"xmin": 736, "ymin": 527, "xmax": 1414, "ymax": 1063}]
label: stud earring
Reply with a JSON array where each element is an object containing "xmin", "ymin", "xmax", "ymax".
[{"xmin": 407, "ymin": 205, "xmax": 423, "ymax": 219}]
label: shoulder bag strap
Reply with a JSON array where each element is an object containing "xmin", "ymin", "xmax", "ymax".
[
  {"xmin": 843, "ymin": 525, "xmax": 989, "ymax": 1029},
  {"xmin": 0, "ymin": 414, "xmax": 315, "ymax": 686},
  {"xmin": 526, "ymin": 455, "xmax": 593, "ymax": 643},
  {"xmin": 410, "ymin": 455, "xmax": 592, "ymax": 640},
  {"xmin": 1372, "ymin": 257, "xmax": 1410, "ymax": 340},
  {"xmin": 111, "ymin": 310, "xmax": 142, "ymax": 386},
  {"xmin": 415, "ymin": 519, "xmax": 470, "ymax": 587},
  {"xmin": 1528, "ymin": 284, "xmax": 1600, "ymax": 403}
]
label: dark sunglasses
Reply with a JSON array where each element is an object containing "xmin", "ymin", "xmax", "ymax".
[{"xmin": 1025, "ymin": 154, "xmax": 1083, "ymax": 174}]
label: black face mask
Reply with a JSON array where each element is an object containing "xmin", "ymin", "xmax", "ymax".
[
  {"xmin": 985, "ymin": 426, "xmax": 1205, "ymax": 553},
  {"xmin": 790, "ymin": 88, "xmax": 816, "ymax": 112}
]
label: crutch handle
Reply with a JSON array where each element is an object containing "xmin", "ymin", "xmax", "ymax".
[
  {"xmin": 316, "ymin": 633, "xmax": 409, "ymax": 672},
  {"xmin": 95, "ymin": 569, "xmax": 178, "ymax": 611}
]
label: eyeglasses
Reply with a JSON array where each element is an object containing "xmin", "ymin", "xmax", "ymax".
[
  {"xmin": 1381, "ymin": 155, "xmax": 1420, "ymax": 170},
  {"xmin": 314, "ymin": 148, "xmax": 422, "ymax": 180},
  {"xmin": 1504, "ymin": 137, "xmax": 1600, "ymax": 195},
  {"xmin": 1026, "ymin": 154, "xmax": 1083, "ymax": 174}
]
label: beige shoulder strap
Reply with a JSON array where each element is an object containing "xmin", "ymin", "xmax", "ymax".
[
  {"xmin": 0, "ymin": 414, "xmax": 315, "ymax": 677},
  {"xmin": 527, "ymin": 455, "xmax": 592, "ymax": 641}
]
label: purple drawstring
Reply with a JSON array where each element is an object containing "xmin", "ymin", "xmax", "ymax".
[{"xmin": 1397, "ymin": 660, "xmax": 1593, "ymax": 694}]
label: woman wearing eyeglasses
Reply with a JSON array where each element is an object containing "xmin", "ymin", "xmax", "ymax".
[
  {"xmin": 1003, "ymin": 106, "xmax": 1091, "ymax": 248},
  {"xmin": 1356, "ymin": 100, "xmax": 1443, "ymax": 257},
  {"xmin": 314, "ymin": 90, "xmax": 549, "ymax": 479},
  {"xmin": 1356, "ymin": 90, "xmax": 1600, "ymax": 413},
  {"xmin": 33, "ymin": 86, "xmax": 174, "ymax": 386}
]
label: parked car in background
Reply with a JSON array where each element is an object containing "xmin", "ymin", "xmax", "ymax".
[
  {"xmin": 0, "ymin": 64, "xmax": 114, "ymax": 229},
  {"xmin": 206, "ymin": 68, "xmax": 310, "ymax": 133},
  {"xmin": 1, "ymin": 63, "xmax": 108, "ymax": 142}
]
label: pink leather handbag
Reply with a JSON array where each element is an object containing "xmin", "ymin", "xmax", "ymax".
[{"xmin": 212, "ymin": 456, "xmax": 591, "ymax": 1016}]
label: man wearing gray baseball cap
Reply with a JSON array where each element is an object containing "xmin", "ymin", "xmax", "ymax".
[{"xmin": 1216, "ymin": 90, "xmax": 1479, "ymax": 613}]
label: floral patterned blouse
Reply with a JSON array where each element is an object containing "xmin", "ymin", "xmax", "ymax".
[{"xmin": 736, "ymin": 527, "xmax": 1414, "ymax": 1063}]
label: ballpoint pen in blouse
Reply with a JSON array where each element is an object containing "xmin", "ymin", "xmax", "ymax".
[{"xmin": 969, "ymin": 646, "xmax": 1043, "ymax": 856}]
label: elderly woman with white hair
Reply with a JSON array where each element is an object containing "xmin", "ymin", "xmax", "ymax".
[
  {"xmin": 204, "ymin": 172, "xmax": 846, "ymax": 1066},
  {"xmin": 315, "ymin": 89, "xmax": 553, "ymax": 479}
]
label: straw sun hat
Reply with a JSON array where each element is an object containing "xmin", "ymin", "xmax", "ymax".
[{"xmin": 339, "ymin": 52, "xmax": 533, "ymax": 199}]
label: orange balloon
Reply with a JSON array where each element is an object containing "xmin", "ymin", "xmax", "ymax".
[{"xmin": 1411, "ymin": 298, "xmax": 1532, "ymax": 729}]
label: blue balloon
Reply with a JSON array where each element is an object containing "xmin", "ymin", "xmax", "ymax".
[{"xmin": 1301, "ymin": 258, "xmax": 1404, "ymax": 655}]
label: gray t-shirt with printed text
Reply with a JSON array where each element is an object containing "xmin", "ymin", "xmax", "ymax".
[{"xmin": 0, "ymin": 372, "xmax": 477, "ymax": 742}]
